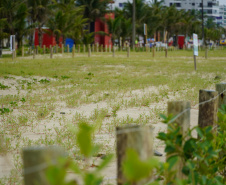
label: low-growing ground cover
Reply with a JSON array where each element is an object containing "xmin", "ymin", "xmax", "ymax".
[{"xmin": 0, "ymin": 48, "xmax": 226, "ymax": 184}]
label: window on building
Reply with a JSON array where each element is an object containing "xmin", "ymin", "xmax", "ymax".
[
  {"xmin": 170, "ymin": 3, "xmax": 173, "ymax": 6},
  {"xmin": 200, "ymin": 3, "xmax": 202, "ymax": 7},
  {"xmin": 207, "ymin": 10, "xmax": 212, "ymax": 14},
  {"xmin": 192, "ymin": 3, "xmax": 195, "ymax": 6},
  {"xmin": 119, "ymin": 3, "xmax": 123, "ymax": 8},
  {"xmin": 176, "ymin": 3, "xmax": 181, "ymax": 7},
  {"xmin": 208, "ymin": 3, "xmax": 212, "ymax": 7}
]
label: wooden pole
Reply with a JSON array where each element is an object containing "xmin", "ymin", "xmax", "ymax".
[
  {"xmin": 168, "ymin": 101, "xmax": 190, "ymax": 179},
  {"xmin": 127, "ymin": 47, "xmax": 130, "ymax": 58},
  {"xmin": 216, "ymin": 83, "xmax": 226, "ymax": 109},
  {"xmin": 116, "ymin": 125, "xmax": 153, "ymax": 185},
  {"xmin": 23, "ymin": 146, "xmax": 65, "ymax": 185},
  {"xmin": 165, "ymin": 48, "xmax": 168, "ymax": 58},
  {"xmin": 194, "ymin": 55, "xmax": 197, "ymax": 70},
  {"xmin": 198, "ymin": 90, "xmax": 218, "ymax": 129},
  {"xmin": 72, "ymin": 44, "xmax": 75, "ymax": 58},
  {"xmin": 12, "ymin": 50, "xmax": 14, "ymax": 60}
]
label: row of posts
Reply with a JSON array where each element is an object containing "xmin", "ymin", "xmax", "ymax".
[
  {"xmin": 22, "ymin": 83, "xmax": 226, "ymax": 185},
  {"xmin": 13, "ymin": 44, "xmax": 217, "ymax": 60},
  {"xmin": 13, "ymin": 43, "xmax": 224, "ymax": 61},
  {"xmin": 13, "ymin": 45, "xmax": 179, "ymax": 60}
]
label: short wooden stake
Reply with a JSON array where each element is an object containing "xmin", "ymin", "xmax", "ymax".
[
  {"xmin": 168, "ymin": 101, "xmax": 190, "ymax": 179},
  {"xmin": 22, "ymin": 46, "xmax": 24, "ymax": 57},
  {"xmin": 198, "ymin": 90, "xmax": 218, "ymax": 129},
  {"xmin": 101, "ymin": 45, "xmax": 103, "ymax": 53},
  {"xmin": 88, "ymin": 44, "xmax": 91, "ymax": 57},
  {"xmin": 78, "ymin": 45, "xmax": 80, "ymax": 53},
  {"xmin": 43, "ymin": 45, "xmax": 46, "ymax": 55},
  {"xmin": 165, "ymin": 48, "xmax": 168, "ymax": 58},
  {"xmin": 127, "ymin": 47, "xmax": 130, "ymax": 58},
  {"xmin": 23, "ymin": 146, "xmax": 65, "ymax": 185},
  {"xmin": 50, "ymin": 45, "xmax": 53, "ymax": 58},
  {"xmin": 55, "ymin": 44, "xmax": 58, "ymax": 53},
  {"xmin": 72, "ymin": 44, "xmax": 75, "ymax": 58},
  {"xmin": 61, "ymin": 44, "xmax": 64, "ymax": 54},
  {"xmin": 67, "ymin": 45, "xmax": 69, "ymax": 53},
  {"xmin": 83, "ymin": 44, "xmax": 85, "ymax": 53},
  {"xmin": 33, "ymin": 49, "xmax": 35, "ymax": 59},
  {"xmin": 216, "ymin": 83, "xmax": 226, "ymax": 109},
  {"xmin": 112, "ymin": 46, "xmax": 115, "ymax": 58},
  {"xmin": 109, "ymin": 45, "xmax": 111, "ymax": 53},
  {"xmin": 116, "ymin": 125, "xmax": 153, "ymax": 185}
]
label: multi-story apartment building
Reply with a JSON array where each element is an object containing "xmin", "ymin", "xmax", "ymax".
[
  {"xmin": 163, "ymin": 0, "xmax": 223, "ymax": 25},
  {"xmin": 219, "ymin": 5, "xmax": 226, "ymax": 28}
]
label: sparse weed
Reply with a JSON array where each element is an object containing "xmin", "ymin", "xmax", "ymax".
[{"xmin": 0, "ymin": 83, "xmax": 10, "ymax": 89}]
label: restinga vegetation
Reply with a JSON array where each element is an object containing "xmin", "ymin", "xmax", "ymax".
[{"xmin": 0, "ymin": 0, "xmax": 225, "ymax": 51}]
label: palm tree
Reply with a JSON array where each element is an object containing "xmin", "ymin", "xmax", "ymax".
[
  {"xmin": 27, "ymin": 0, "xmax": 52, "ymax": 47},
  {"xmin": 76, "ymin": 0, "xmax": 111, "ymax": 33},
  {"xmin": 105, "ymin": 17, "xmax": 122, "ymax": 46},
  {"xmin": 124, "ymin": 0, "xmax": 148, "ymax": 37},
  {"xmin": 0, "ymin": 0, "xmax": 28, "ymax": 48},
  {"xmin": 48, "ymin": 0, "xmax": 87, "ymax": 45}
]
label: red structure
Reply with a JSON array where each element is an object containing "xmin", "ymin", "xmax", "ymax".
[
  {"xmin": 34, "ymin": 28, "xmax": 63, "ymax": 48},
  {"xmin": 178, "ymin": 35, "xmax": 185, "ymax": 49},
  {"xmin": 94, "ymin": 13, "xmax": 114, "ymax": 47}
]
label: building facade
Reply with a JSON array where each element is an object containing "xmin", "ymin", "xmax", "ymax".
[
  {"xmin": 220, "ymin": 5, "xmax": 226, "ymax": 28},
  {"xmin": 163, "ymin": 0, "xmax": 224, "ymax": 26}
]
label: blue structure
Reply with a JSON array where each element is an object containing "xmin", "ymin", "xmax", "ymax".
[{"xmin": 65, "ymin": 38, "xmax": 74, "ymax": 52}]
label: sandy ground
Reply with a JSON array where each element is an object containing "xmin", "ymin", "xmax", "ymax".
[{"xmin": 0, "ymin": 74, "xmax": 199, "ymax": 184}]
